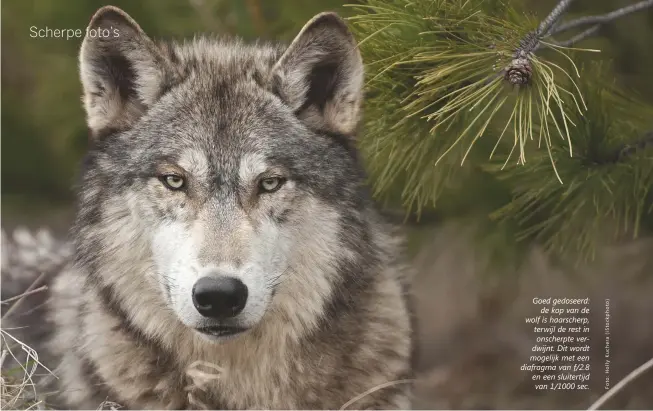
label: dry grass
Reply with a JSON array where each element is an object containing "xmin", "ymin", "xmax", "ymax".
[
  {"xmin": 339, "ymin": 379, "xmax": 414, "ymax": 410},
  {"xmin": 0, "ymin": 329, "xmax": 49, "ymax": 410},
  {"xmin": 1, "ymin": 274, "xmax": 54, "ymax": 410},
  {"xmin": 95, "ymin": 400, "xmax": 123, "ymax": 410},
  {"xmin": 587, "ymin": 357, "xmax": 653, "ymax": 410}
]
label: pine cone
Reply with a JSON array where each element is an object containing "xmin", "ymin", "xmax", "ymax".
[{"xmin": 504, "ymin": 58, "xmax": 532, "ymax": 85}]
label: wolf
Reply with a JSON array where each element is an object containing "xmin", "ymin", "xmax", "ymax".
[{"xmin": 1, "ymin": 5, "xmax": 414, "ymax": 409}]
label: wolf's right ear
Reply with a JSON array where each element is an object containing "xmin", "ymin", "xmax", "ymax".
[
  {"xmin": 79, "ymin": 6, "xmax": 178, "ymax": 139},
  {"xmin": 270, "ymin": 13, "xmax": 364, "ymax": 137}
]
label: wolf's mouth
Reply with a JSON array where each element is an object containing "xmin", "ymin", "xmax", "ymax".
[{"xmin": 196, "ymin": 326, "xmax": 247, "ymax": 338}]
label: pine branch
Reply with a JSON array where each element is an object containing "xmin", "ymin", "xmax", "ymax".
[
  {"xmin": 514, "ymin": 0, "xmax": 653, "ymax": 62},
  {"xmin": 511, "ymin": 0, "xmax": 577, "ymax": 59},
  {"xmin": 550, "ymin": 0, "xmax": 653, "ymax": 37},
  {"xmin": 552, "ymin": 25, "xmax": 600, "ymax": 48},
  {"xmin": 537, "ymin": 0, "xmax": 576, "ymax": 36},
  {"xmin": 544, "ymin": 0, "xmax": 653, "ymax": 47},
  {"xmin": 508, "ymin": 0, "xmax": 579, "ymax": 83}
]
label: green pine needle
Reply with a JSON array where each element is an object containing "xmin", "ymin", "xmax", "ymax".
[
  {"xmin": 348, "ymin": 0, "xmax": 598, "ymax": 213},
  {"xmin": 485, "ymin": 63, "xmax": 653, "ymax": 262}
]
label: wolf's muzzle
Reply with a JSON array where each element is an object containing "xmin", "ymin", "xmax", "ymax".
[{"xmin": 192, "ymin": 276, "xmax": 248, "ymax": 319}]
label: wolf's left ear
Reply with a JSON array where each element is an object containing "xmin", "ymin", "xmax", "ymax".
[
  {"xmin": 79, "ymin": 6, "xmax": 179, "ymax": 139},
  {"xmin": 270, "ymin": 12, "xmax": 364, "ymax": 136}
]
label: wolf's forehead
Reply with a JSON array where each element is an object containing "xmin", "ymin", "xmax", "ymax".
[
  {"xmin": 178, "ymin": 149, "xmax": 210, "ymax": 178},
  {"xmin": 178, "ymin": 148, "xmax": 268, "ymax": 182}
]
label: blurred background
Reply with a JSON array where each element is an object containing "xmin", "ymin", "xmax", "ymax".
[{"xmin": 2, "ymin": 0, "xmax": 653, "ymax": 409}]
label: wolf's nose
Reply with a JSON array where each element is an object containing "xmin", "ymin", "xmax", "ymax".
[{"xmin": 192, "ymin": 276, "xmax": 248, "ymax": 319}]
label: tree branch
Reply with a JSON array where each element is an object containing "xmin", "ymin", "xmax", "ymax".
[
  {"xmin": 553, "ymin": 24, "xmax": 600, "ymax": 47},
  {"xmin": 507, "ymin": 0, "xmax": 653, "ymax": 83},
  {"xmin": 537, "ymin": 0, "xmax": 577, "ymax": 36},
  {"xmin": 549, "ymin": 0, "xmax": 653, "ymax": 37},
  {"xmin": 506, "ymin": 0, "xmax": 576, "ymax": 83}
]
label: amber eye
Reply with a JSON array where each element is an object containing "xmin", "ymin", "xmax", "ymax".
[
  {"xmin": 259, "ymin": 177, "xmax": 284, "ymax": 193},
  {"xmin": 160, "ymin": 174, "xmax": 185, "ymax": 190}
]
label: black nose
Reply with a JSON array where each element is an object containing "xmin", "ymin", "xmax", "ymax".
[{"xmin": 192, "ymin": 276, "xmax": 248, "ymax": 319}]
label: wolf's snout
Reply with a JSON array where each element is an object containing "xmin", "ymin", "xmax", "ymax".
[{"xmin": 191, "ymin": 276, "xmax": 248, "ymax": 319}]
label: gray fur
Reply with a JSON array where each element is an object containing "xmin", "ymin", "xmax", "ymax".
[{"xmin": 1, "ymin": 6, "xmax": 413, "ymax": 409}]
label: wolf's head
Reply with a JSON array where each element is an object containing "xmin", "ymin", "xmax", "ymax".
[{"xmin": 75, "ymin": 6, "xmax": 378, "ymax": 342}]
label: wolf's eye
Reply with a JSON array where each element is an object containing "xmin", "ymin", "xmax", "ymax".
[
  {"xmin": 160, "ymin": 174, "xmax": 185, "ymax": 190},
  {"xmin": 259, "ymin": 177, "xmax": 284, "ymax": 193}
]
